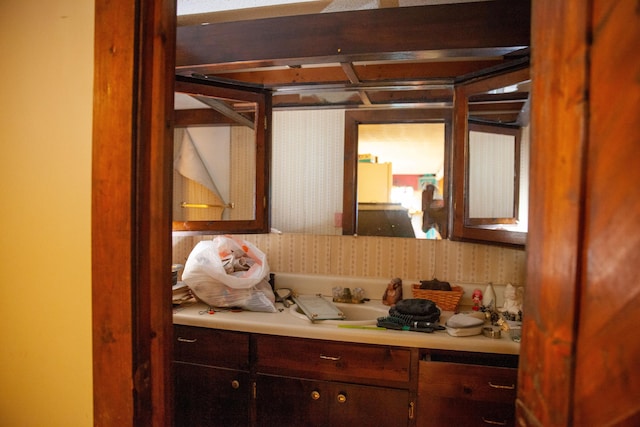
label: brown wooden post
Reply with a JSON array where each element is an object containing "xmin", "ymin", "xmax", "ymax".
[
  {"xmin": 92, "ymin": 0, "xmax": 175, "ymax": 425},
  {"xmin": 518, "ymin": 0, "xmax": 640, "ymax": 425},
  {"xmin": 517, "ymin": 0, "xmax": 589, "ymax": 425},
  {"xmin": 574, "ymin": 0, "xmax": 640, "ymax": 424}
]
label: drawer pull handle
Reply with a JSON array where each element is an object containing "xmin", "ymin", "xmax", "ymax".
[
  {"xmin": 177, "ymin": 337, "xmax": 197, "ymax": 343},
  {"xmin": 311, "ymin": 390, "xmax": 320, "ymax": 400},
  {"xmin": 482, "ymin": 417, "xmax": 508, "ymax": 425},
  {"xmin": 231, "ymin": 380, "xmax": 240, "ymax": 389},
  {"xmin": 319, "ymin": 354, "xmax": 341, "ymax": 361},
  {"xmin": 336, "ymin": 393, "xmax": 347, "ymax": 403},
  {"xmin": 488, "ymin": 382, "xmax": 515, "ymax": 390}
]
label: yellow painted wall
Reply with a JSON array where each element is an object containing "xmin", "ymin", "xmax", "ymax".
[{"xmin": 0, "ymin": 1, "xmax": 94, "ymax": 425}]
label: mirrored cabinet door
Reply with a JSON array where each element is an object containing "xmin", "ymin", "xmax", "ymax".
[
  {"xmin": 452, "ymin": 67, "xmax": 529, "ymax": 247},
  {"xmin": 172, "ymin": 76, "xmax": 271, "ymax": 234}
]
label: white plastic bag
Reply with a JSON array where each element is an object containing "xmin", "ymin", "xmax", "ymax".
[
  {"xmin": 187, "ymin": 278, "xmax": 277, "ymax": 313},
  {"xmin": 183, "ymin": 236, "xmax": 269, "ymax": 289},
  {"xmin": 182, "ymin": 236, "xmax": 276, "ymax": 312}
]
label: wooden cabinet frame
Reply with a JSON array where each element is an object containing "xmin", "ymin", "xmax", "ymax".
[
  {"xmin": 451, "ymin": 67, "xmax": 529, "ymax": 247},
  {"xmin": 171, "ymin": 75, "xmax": 272, "ymax": 235}
]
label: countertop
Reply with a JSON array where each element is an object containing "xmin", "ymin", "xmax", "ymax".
[{"xmin": 173, "ymin": 299, "xmax": 520, "ymax": 355}]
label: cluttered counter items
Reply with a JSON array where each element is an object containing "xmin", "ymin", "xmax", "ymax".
[
  {"xmin": 173, "ymin": 298, "xmax": 520, "ymax": 356},
  {"xmin": 173, "ymin": 238, "xmax": 521, "ymax": 356}
]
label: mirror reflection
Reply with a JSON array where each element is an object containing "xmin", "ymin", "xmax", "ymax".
[
  {"xmin": 467, "ymin": 122, "xmax": 520, "ymax": 224},
  {"xmin": 173, "ymin": 93, "xmax": 257, "ymax": 223},
  {"xmin": 172, "ymin": 76, "xmax": 270, "ymax": 234},
  {"xmin": 356, "ymin": 123, "xmax": 445, "ymax": 239},
  {"xmin": 270, "ymin": 108, "xmax": 452, "ymax": 238}
]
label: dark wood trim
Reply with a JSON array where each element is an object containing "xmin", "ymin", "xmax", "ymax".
[
  {"xmin": 175, "ymin": 109, "xmax": 256, "ymax": 126},
  {"xmin": 451, "ymin": 67, "xmax": 529, "ymax": 247},
  {"xmin": 176, "ymin": 0, "xmax": 530, "ymax": 70},
  {"xmin": 92, "ymin": 0, "xmax": 175, "ymax": 425},
  {"xmin": 212, "ymin": 60, "xmax": 503, "ymax": 88},
  {"xmin": 171, "ymin": 77, "xmax": 272, "ymax": 235}
]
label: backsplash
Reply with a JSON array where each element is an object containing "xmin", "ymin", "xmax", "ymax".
[{"xmin": 172, "ymin": 233, "xmax": 526, "ymax": 287}]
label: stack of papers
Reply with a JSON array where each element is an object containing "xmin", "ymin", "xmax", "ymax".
[{"xmin": 172, "ymin": 282, "xmax": 193, "ymax": 305}]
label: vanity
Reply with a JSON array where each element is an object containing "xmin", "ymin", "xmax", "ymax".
[{"xmin": 173, "ymin": 276, "xmax": 520, "ymax": 426}]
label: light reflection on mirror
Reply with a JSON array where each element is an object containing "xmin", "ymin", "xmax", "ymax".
[
  {"xmin": 356, "ymin": 123, "xmax": 445, "ymax": 239},
  {"xmin": 173, "ymin": 92, "xmax": 257, "ymax": 223}
]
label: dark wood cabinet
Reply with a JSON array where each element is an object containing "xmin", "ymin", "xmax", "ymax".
[
  {"xmin": 173, "ymin": 325, "xmax": 251, "ymax": 427},
  {"xmin": 417, "ymin": 358, "xmax": 518, "ymax": 427},
  {"xmin": 254, "ymin": 335, "xmax": 416, "ymax": 426},
  {"xmin": 256, "ymin": 373, "xmax": 410, "ymax": 427},
  {"xmin": 173, "ymin": 325, "xmax": 521, "ymax": 427},
  {"xmin": 254, "ymin": 334, "xmax": 413, "ymax": 388},
  {"xmin": 174, "ymin": 362, "xmax": 250, "ymax": 427}
]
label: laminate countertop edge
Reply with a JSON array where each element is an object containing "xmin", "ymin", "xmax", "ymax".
[{"xmin": 173, "ymin": 300, "xmax": 520, "ymax": 355}]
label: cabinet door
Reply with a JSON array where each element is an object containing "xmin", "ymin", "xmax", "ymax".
[
  {"xmin": 174, "ymin": 362, "xmax": 250, "ymax": 427},
  {"xmin": 256, "ymin": 374, "xmax": 411, "ymax": 427},
  {"xmin": 330, "ymin": 382, "xmax": 410, "ymax": 427},
  {"xmin": 255, "ymin": 374, "xmax": 328, "ymax": 427}
]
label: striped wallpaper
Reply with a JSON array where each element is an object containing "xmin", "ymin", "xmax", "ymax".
[{"xmin": 173, "ymin": 233, "xmax": 526, "ymax": 287}]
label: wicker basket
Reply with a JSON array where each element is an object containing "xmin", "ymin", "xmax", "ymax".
[{"xmin": 411, "ymin": 284, "xmax": 464, "ymax": 312}]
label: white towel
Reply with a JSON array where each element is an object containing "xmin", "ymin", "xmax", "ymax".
[{"xmin": 174, "ymin": 128, "xmax": 226, "ymax": 203}]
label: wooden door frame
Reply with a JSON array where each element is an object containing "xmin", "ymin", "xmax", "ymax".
[
  {"xmin": 516, "ymin": 1, "xmax": 588, "ymax": 425},
  {"xmin": 518, "ymin": 0, "xmax": 640, "ymax": 425},
  {"xmin": 92, "ymin": 0, "xmax": 176, "ymax": 425},
  {"xmin": 92, "ymin": 1, "xmax": 628, "ymax": 425}
]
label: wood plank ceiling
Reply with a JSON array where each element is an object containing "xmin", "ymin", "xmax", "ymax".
[{"xmin": 175, "ymin": 0, "xmax": 531, "ymax": 123}]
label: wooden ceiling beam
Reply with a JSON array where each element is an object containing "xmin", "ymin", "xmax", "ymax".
[
  {"xmin": 191, "ymin": 95, "xmax": 255, "ymax": 129},
  {"xmin": 176, "ymin": 60, "xmax": 508, "ymax": 88},
  {"xmin": 272, "ymin": 88, "xmax": 454, "ymax": 109},
  {"xmin": 340, "ymin": 62, "xmax": 372, "ymax": 106},
  {"xmin": 174, "ymin": 109, "xmax": 254, "ymax": 126},
  {"xmin": 176, "ymin": 0, "xmax": 530, "ymax": 69}
]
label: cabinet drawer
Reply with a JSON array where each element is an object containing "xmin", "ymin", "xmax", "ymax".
[
  {"xmin": 418, "ymin": 396, "xmax": 514, "ymax": 427},
  {"xmin": 174, "ymin": 325, "xmax": 249, "ymax": 370},
  {"xmin": 419, "ymin": 361, "xmax": 517, "ymax": 403},
  {"xmin": 256, "ymin": 335, "xmax": 412, "ymax": 386}
]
